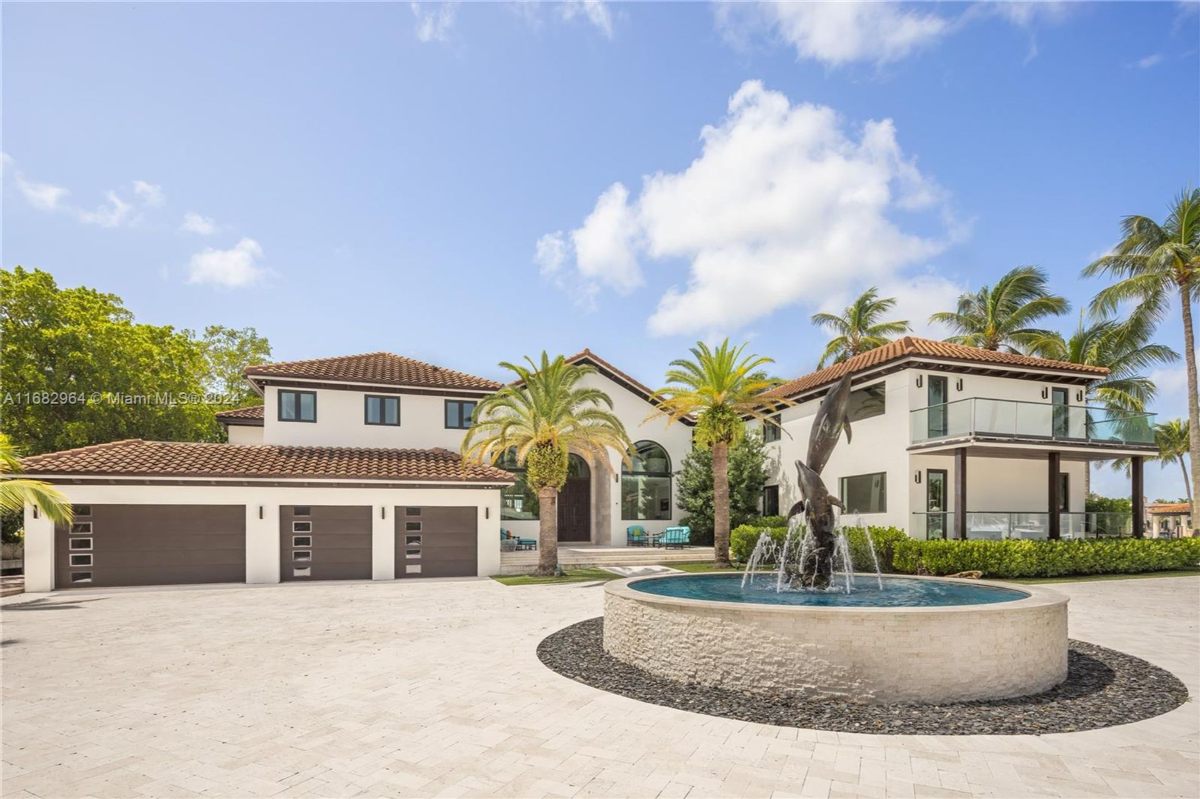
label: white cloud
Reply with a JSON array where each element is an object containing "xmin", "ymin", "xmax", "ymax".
[
  {"xmin": 559, "ymin": 1, "xmax": 614, "ymax": 38},
  {"xmin": 180, "ymin": 211, "xmax": 218, "ymax": 235},
  {"xmin": 186, "ymin": 238, "xmax": 267, "ymax": 288},
  {"xmin": 412, "ymin": 2, "xmax": 456, "ymax": 43},
  {"xmin": 1129, "ymin": 53, "xmax": 1164, "ymax": 69},
  {"xmin": 77, "ymin": 190, "xmax": 135, "ymax": 227},
  {"xmin": 133, "ymin": 180, "xmax": 165, "ymax": 206},
  {"xmin": 16, "ymin": 175, "xmax": 70, "ymax": 211},
  {"xmin": 534, "ymin": 231, "xmax": 568, "ymax": 276},
  {"xmin": 1, "ymin": 152, "xmax": 13, "ymax": 172},
  {"xmin": 877, "ymin": 273, "xmax": 965, "ymax": 339},
  {"xmin": 716, "ymin": 2, "xmax": 950, "ymax": 66},
  {"xmin": 541, "ymin": 81, "xmax": 955, "ymax": 336}
]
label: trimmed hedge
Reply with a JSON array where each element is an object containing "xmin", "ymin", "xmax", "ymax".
[
  {"xmin": 893, "ymin": 537, "xmax": 1200, "ymax": 578},
  {"xmin": 730, "ymin": 523, "xmax": 908, "ymax": 573}
]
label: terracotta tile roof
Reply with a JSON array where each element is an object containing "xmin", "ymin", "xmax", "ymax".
[
  {"xmin": 215, "ymin": 405, "xmax": 264, "ymax": 422},
  {"xmin": 20, "ymin": 440, "xmax": 514, "ymax": 483},
  {"xmin": 761, "ymin": 337, "xmax": 1110, "ymax": 401},
  {"xmin": 245, "ymin": 352, "xmax": 502, "ymax": 391},
  {"xmin": 1147, "ymin": 502, "xmax": 1191, "ymax": 515}
]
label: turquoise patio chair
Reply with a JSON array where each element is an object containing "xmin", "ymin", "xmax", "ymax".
[
  {"xmin": 626, "ymin": 525, "xmax": 649, "ymax": 547},
  {"xmin": 501, "ymin": 528, "xmax": 538, "ymax": 551},
  {"xmin": 659, "ymin": 526, "xmax": 691, "ymax": 549}
]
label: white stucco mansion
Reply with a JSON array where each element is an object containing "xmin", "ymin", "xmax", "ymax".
[{"xmin": 20, "ymin": 338, "xmax": 1160, "ymax": 591}]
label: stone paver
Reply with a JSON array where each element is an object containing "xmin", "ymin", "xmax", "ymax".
[{"xmin": 2, "ymin": 575, "xmax": 1197, "ymax": 799}]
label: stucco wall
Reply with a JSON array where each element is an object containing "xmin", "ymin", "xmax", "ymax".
[
  {"xmin": 260, "ymin": 385, "xmax": 480, "ymax": 450},
  {"xmin": 226, "ymin": 425, "xmax": 264, "ymax": 446},
  {"xmin": 23, "ymin": 482, "xmax": 503, "ymax": 592}
]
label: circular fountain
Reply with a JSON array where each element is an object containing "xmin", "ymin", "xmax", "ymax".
[
  {"xmin": 601, "ymin": 373, "xmax": 1069, "ymax": 705},
  {"xmin": 603, "ymin": 571, "xmax": 1068, "ymax": 704}
]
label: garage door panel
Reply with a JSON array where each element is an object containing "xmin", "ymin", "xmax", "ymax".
[
  {"xmin": 55, "ymin": 505, "xmax": 246, "ymax": 588},
  {"xmin": 280, "ymin": 505, "xmax": 372, "ymax": 582},
  {"xmin": 395, "ymin": 506, "xmax": 478, "ymax": 578}
]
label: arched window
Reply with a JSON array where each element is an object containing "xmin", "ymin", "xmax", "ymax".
[{"xmin": 621, "ymin": 441, "xmax": 672, "ymax": 521}]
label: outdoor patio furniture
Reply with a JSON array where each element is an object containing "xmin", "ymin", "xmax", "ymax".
[
  {"xmin": 659, "ymin": 526, "xmax": 691, "ymax": 549},
  {"xmin": 626, "ymin": 525, "xmax": 649, "ymax": 547},
  {"xmin": 501, "ymin": 529, "xmax": 537, "ymax": 551}
]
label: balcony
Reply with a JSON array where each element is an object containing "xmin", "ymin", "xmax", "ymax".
[
  {"xmin": 911, "ymin": 398, "xmax": 1155, "ymax": 447},
  {"xmin": 911, "ymin": 511, "xmax": 1133, "ymax": 541}
]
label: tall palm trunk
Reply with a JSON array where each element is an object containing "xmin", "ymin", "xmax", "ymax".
[
  {"xmin": 537, "ymin": 486, "xmax": 559, "ymax": 576},
  {"xmin": 1178, "ymin": 456, "xmax": 1193, "ymax": 507},
  {"xmin": 712, "ymin": 441, "xmax": 731, "ymax": 566},
  {"xmin": 1180, "ymin": 288, "xmax": 1200, "ymax": 533}
]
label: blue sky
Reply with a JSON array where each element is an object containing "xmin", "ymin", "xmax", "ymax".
[{"xmin": 3, "ymin": 2, "xmax": 1197, "ymax": 499}]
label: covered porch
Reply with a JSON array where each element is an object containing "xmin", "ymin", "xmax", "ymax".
[{"xmin": 908, "ymin": 441, "xmax": 1156, "ymax": 541}]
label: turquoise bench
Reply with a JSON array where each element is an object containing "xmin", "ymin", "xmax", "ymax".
[
  {"xmin": 626, "ymin": 525, "xmax": 649, "ymax": 547},
  {"xmin": 659, "ymin": 526, "xmax": 691, "ymax": 549}
]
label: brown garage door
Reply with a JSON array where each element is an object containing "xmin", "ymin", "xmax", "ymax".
[
  {"xmin": 55, "ymin": 504, "xmax": 246, "ymax": 589},
  {"xmin": 395, "ymin": 506, "xmax": 477, "ymax": 578},
  {"xmin": 280, "ymin": 505, "xmax": 372, "ymax": 581}
]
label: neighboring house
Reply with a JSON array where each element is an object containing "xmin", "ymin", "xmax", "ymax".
[
  {"xmin": 753, "ymin": 337, "xmax": 1159, "ymax": 542},
  {"xmin": 1146, "ymin": 502, "xmax": 1193, "ymax": 538},
  {"xmin": 19, "ymin": 350, "xmax": 692, "ymax": 591}
]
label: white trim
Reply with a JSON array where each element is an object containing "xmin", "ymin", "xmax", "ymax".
[
  {"xmin": 246, "ymin": 374, "xmax": 497, "ymax": 397},
  {"xmin": 30, "ymin": 474, "xmax": 513, "ymax": 488}
]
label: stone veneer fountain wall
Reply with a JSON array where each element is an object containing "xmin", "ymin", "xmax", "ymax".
[{"xmin": 603, "ymin": 574, "xmax": 1069, "ymax": 705}]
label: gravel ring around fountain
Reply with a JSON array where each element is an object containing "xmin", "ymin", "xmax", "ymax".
[{"xmin": 537, "ymin": 618, "xmax": 1189, "ymax": 735}]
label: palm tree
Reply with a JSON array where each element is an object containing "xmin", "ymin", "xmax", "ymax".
[
  {"xmin": 812, "ymin": 287, "xmax": 911, "ymax": 368},
  {"xmin": 1084, "ymin": 187, "xmax": 1200, "ymax": 529},
  {"xmin": 0, "ymin": 435, "xmax": 73, "ymax": 524},
  {"xmin": 461, "ymin": 353, "xmax": 631, "ymax": 576},
  {"xmin": 650, "ymin": 340, "xmax": 787, "ymax": 567},
  {"xmin": 930, "ymin": 266, "xmax": 1070, "ymax": 352},
  {"xmin": 1027, "ymin": 313, "xmax": 1178, "ymax": 497},
  {"xmin": 1150, "ymin": 419, "xmax": 1192, "ymax": 508}
]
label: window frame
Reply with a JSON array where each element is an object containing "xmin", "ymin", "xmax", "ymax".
[
  {"xmin": 278, "ymin": 389, "xmax": 317, "ymax": 423},
  {"xmin": 364, "ymin": 394, "xmax": 401, "ymax": 427},
  {"xmin": 838, "ymin": 471, "xmax": 888, "ymax": 515},
  {"xmin": 762, "ymin": 414, "xmax": 782, "ymax": 443},
  {"xmin": 621, "ymin": 440, "xmax": 673, "ymax": 522},
  {"xmin": 762, "ymin": 485, "xmax": 780, "ymax": 517},
  {"xmin": 444, "ymin": 399, "xmax": 477, "ymax": 430},
  {"xmin": 847, "ymin": 382, "xmax": 886, "ymax": 423}
]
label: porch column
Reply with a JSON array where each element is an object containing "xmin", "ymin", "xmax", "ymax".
[
  {"xmin": 1132, "ymin": 455, "xmax": 1145, "ymax": 538},
  {"xmin": 955, "ymin": 447, "xmax": 967, "ymax": 540},
  {"xmin": 1048, "ymin": 451, "xmax": 1061, "ymax": 540}
]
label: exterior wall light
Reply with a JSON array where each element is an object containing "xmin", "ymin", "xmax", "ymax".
[
  {"xmin": 914, "ymin": 472, "xmax": 921, "ymax": 484},
  {"xmin": 258, "ymin": 505, "xmax": 263, "ymax": 519}
]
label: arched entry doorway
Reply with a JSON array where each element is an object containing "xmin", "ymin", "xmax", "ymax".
[{"xmin": 558, "ymin": 454, "xmax": 591, "ymax": 542}]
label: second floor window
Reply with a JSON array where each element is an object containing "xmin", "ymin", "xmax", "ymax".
[
  {"xmin": 365, "ymin": 395, "xmax": 400, "ymax": 426},
  {"xmin": 762, "ymin": 485, "xmax": 780, "ymax": 517},
  {"xmin": 445, "ymin": 400, "xmax": 477, "ymax": 429},
  {"xmin": 278, "ymin": 390, "xmax": 316, "ymax": 423},
  {"xmin": 839, "ymin": 472, "xmax": 887, "ymax": 514},
  {"xmin": 763, "ymin": 414, "xmax": 782, "ymax": 443}
]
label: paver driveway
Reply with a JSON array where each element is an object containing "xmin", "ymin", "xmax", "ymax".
[{"xmin": 2, "ymin": 575, "xmax": 1198, "ymax": 799}]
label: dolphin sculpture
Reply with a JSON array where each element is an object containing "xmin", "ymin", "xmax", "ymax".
[{"xmin": 805, "ymin": 373, "xmax": 854, "ymax": 475}]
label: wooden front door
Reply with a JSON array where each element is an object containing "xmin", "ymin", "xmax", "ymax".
[{"xmin": 557, "ymin": 454, "xmax": 592, "ymax": 542}]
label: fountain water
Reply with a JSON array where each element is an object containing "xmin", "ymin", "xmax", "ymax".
[{"xmin": 742, "ymin": 513, "xmax": 884, "ymax": 595}]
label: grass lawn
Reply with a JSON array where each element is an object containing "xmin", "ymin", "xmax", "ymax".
[{"xmin": 1002, "ymin": 568, "xmax": 1200, "ymax": 585}]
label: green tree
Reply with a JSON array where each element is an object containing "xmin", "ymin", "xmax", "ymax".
[
  {"xmin": 2, "ymin": 267, "xmax": 220, "ymax": 453},
  {"xmin": 650, "ymin": 340, "xmax": 787, "ymax": 567},
  {"xmin": 812, "ymin": 287, "xmax": 911, "ymax": 368},
  {"xmin": 461, "ymin": 353, "xmax": 632, "ymax": 576},
  {"xmin": 930, "ymin": 265, "xmax": 1069, "ymax": 352},
  {"xmin": 1150, "ymin": 419, "xmax": 1192, "ymax": 508},
  {"xmin": 1084, "ymin": 187, "xmax": 1200, "ymax": 530},
  {"xmin": 676, "ymin": 430, "xmax": 769, "ymax": 544},
  {"xmin": 0, "ymin": 434, "xmax": 72, "ymax": 525},
  {"xmin": 200, "ymin": 325, "xmax": 272, "ymax": 408}
]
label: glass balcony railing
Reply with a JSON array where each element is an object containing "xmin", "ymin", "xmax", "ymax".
[
  {"xmin": 910, "ymin": 398, "xmax": 1155, "ymax": 446},
  {"xmin": 910, "ymin": 511, "xmax": 1133, "ymax": 540}
]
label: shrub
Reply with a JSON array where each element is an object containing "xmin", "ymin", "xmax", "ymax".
[
  {"xmin": 676, "ymin": 431, "xmax": 769, "ymax": 544},
  {"xmin": 891, "ymin": 537, "xmax": 1200, "ymax": 578}
]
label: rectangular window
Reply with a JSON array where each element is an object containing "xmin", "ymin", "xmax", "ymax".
[
  {"xmin": 278, "ymin": 390, "xmax": 317, "ymax": 422},
  {"xmin": 70, "ymin": 522, "xmax": 92, "ymax": 534},
  {"xmin": 293, "ymin": 506, "xmax": 311, "ymax": 517},
  {"xmin": 763, "ymin": 414, "xmax": 782, "ymax": 443},
  {"xmin": 364, "ymin": 395, "xmax": 400, "ymax": 426},
  {"xmin": 405, "ymin": 521, "xmax": 422, "ymax": 532},
  {"xmin": 293, "ymin": 567, "xmax": 311, "ymax": 578},
  {"xmin": 762, "ymin": 485, "xmax": 780, "ymax": 517},
  {"xmin": 292, "ymin": 521, "xmax": 312, "ymax": 533},
  {"xmin": 69, "ymin": 554, "xmax": 93, "ymax": 567},
  {"xmin": 445, "ymin": 400, "xmax": 477, "ymax": 429},
  {"xmin": 292, "ymin": 535, "xmax": 312, "ymax": 548},
  {"xmin": 406, "ymin": 564, "xmax": 421, "ymax": 574},
  {"xmin": 74, "ymin": 505, "xmax": 92, "ymax": 517},
  {"xmin": 292, "ymin": 550, "xmax": 311, "ymax": 562},
  {"xmin": 621, "ymin": 475, "xmax": 672, "ymax": 521},
  {"xmin": 839, "ymin": 472, "xmax": 888, "ymax": 514},
  {"xmin": 405, "ymin": 535, "xmax": 421, "ymax": 546},
  {"xmin": 406, "ymin": 549, "xmax": 421, "ymax": 559},
  {"xmin": 1059, "ymin": 473, "xmax": 1070, "ymax": 512},
  {"xmin": 71, "ymin": 572, "xmax": 92, "ymax": 584},
  {"xmin": 405, "ymin": 507, "xmax": 421, "ymax": 516},
  {"xmin": 69, "ymin": 538, "xmax": 92, "ymax": 551},
  {"xmin": 847, "ymin": 383, "xmax": 886, "ymax": 422}
]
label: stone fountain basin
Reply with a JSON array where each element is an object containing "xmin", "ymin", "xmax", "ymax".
[{"xmin": 602, "ymin": 573, "xmax": 1069, "ymax": 705}]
